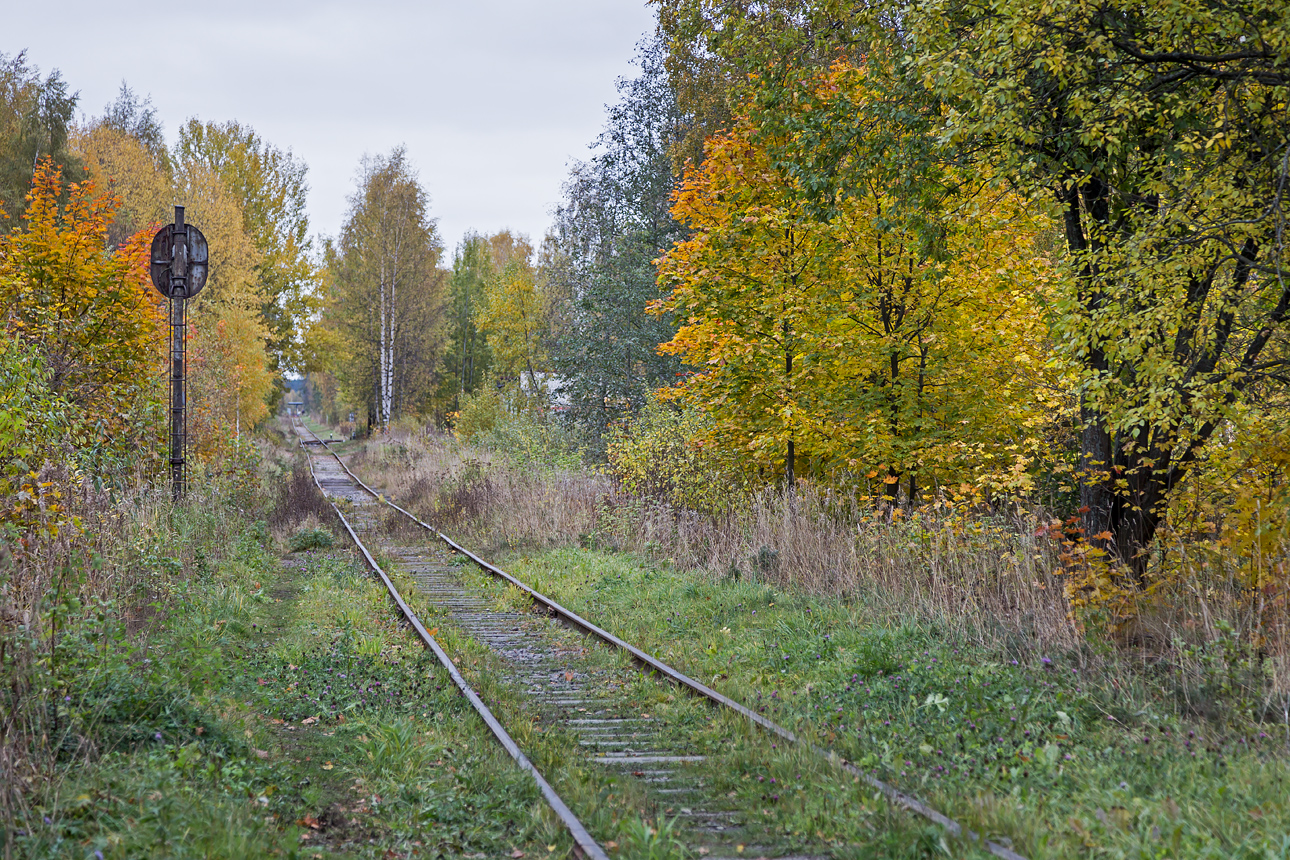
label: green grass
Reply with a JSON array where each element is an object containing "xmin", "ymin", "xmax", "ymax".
[
  {"xmin": 10, "ymin": 518, "xmax": 572, "ymax": 859},
  {"xmin": 499, "ymin": 547, "xmax": 1290, "ymax": 860},
  {"xmin": 298, "ymin": 415, "xmax": 331, "ymax": 439},
  {"xmin": 22, "ymin": 481, "xmax": 978, "ymax": 860},
  {"xmin": 288, "ymin": 526, "xmax": 335, "ymax": 552},
  {"xmin": 416, "ymin": 554, "xmax": 1001, "ymax": 859},
  {"xmin": 24, "ymin": 431, "xmax": 1285, "ymax": 859}
]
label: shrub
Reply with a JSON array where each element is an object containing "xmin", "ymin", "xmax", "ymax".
[
  {"xmin": 453, "ymin": 388, "xmax": 507, "ymax": 444},
  {"xmin": 606, "ymin": 396, "xmax": 750, "ymax": 513},
  {"xmin": 475, "ymin": 414, "xmax": 581, "ymax": 469},
  {"xmin": 454, "ymin": 386, "xmax": 581, "ymax": 469},
  {"xmin": 288, "ymin": 527, "xmax": 335, "ymax": 552}
]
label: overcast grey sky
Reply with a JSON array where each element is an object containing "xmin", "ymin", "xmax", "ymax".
[{"xmin": 4, "ymin": 0, "xmax": 656, "ymax": 256}]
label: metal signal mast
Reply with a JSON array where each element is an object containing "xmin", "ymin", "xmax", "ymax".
[{"xmin": 150, "ymin": 206, "xmax": 209, "ymax": 501}]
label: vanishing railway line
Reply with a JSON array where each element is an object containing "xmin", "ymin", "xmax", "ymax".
[{"xmin": 291, "ymin": 417, "xmax": 1027, "ymax": 860}]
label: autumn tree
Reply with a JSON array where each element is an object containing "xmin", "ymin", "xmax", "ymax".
[
  {"xmin": 172, "ymin": 159, "xmax": 276, "ymax": 451},
  {"xmin": 914, "ymin": 0, "xmax": 1290, "ymax": 580},
  {"xmin": 650, "ymin": 0, "xmax": 885, "ymax": 171},
  {"xmin": 655, "ymin": 123, "xmax": 828, "ymax": 487},
  {"xmin": 73, "ymin": 94, "xmax": 281, "ymax": 453},
  {"xmin": 326, "ymin": 148, "xmax": 445, "ymax": 429},
  {"xmin": 74, "ymin": 88, "xmax": 172, "ymax": 248},
  {"xmin": 98, "ymin": 83, "xmax": 167, "ymax": 164},
  {"xmin": 648, "ymin": 0, "xmax": 747, "ymax": 169},
  {"xmin": 176, "ymin": 119, "xmax": 318, "ymax": 374},
  {"xmin": 0, "ymin": 159, "xmax": 164, "ymax": 442},
  {"xmin": 653, "ymin": 1, "xmax": 1290, "ymax": 578},
  {"xmin": 478, "ymin": 231, "xmax": 549, "ymax": 399},
  {"xmin": 654, "ymin": 67, "xmax": 1058, "ymax": 497}
]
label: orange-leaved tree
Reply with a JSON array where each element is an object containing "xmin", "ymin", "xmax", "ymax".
[
  {"xmin": 0, "ymin": 158, "xmax": 165, "ymax": 436},
  {"xmin": 652, "ymin": 116, "xmax": 835, "ymax": 488}
]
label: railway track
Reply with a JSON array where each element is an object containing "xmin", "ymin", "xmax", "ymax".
[{"xmin": 290, "ymin": 417, "xmax": 1027, "ymax": 860}]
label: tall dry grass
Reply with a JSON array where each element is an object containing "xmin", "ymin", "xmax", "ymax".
[
  {"xmin": 349, "ymin": 432, "xmax": 1070, "ymax": 646},
  {"xmin": 351, "ymin": 426, "xmax": 1289, "ymax": 721},
  {"xmin": 607, "ymin": 490, "xmax": 1075, "ymax": 649},
  {"xmin": 350, "ymin": 424, "xmax": 606, "ymax": 553}
]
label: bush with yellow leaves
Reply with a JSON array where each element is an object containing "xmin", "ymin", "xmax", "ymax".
[{"xmin": 606, "ymin": 395, "xmax": 751, "ymax": 514}]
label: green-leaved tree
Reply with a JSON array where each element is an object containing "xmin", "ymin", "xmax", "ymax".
[{"xmin": 915, "ymin": 0, "xmax": 1290, "ymax": 581}]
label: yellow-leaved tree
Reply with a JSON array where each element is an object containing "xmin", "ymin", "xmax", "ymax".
[
  {"xmin": 174, "ymin": 161, "xmax": 275, "ymax": 454},
  {"xmin": 479, "ymin": 231, "xmax": 553, "ymax": 404},
  {"xmin": 75, "ymin": 110, "xmax": 278, "ymax": 458},
  {"xmin": 653, "ymin": 63, "xmax": 1063, "ymax": 501},
  {"xmin": 914, "ymin": 0, "xmax": 1290, "ymax": 582},
  {"xmin": 73, "ymin": 124, "xmax": 171, "ymax": 249},
  {"xmin": 321, "ymin": 148, "xmax": 445, "ymax": 430},
  {"xmin": 0, "ymin": 158, "xmax": 165, "ymax": 448}
]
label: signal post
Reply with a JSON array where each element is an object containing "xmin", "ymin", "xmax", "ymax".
[{"xmin": 150, "ymin": 207, "xmax": 209, "ymax": 501}]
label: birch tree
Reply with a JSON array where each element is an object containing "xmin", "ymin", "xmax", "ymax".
[
  {"xmin": 0, "ymin": 51, "xmax": 84, "ymax": 220},
  {"xmin": 328, "ymin": 149, "xmax": 444, "ymax": 429}
]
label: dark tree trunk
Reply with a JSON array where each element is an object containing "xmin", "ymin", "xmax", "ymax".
[
  {"xmin": 1079, "ymin": 423, "xmax": 1170, "ymax": 587},
  {"xmin": 1068, "ymin": 174, "xmax": 1207, "ymax": 585},
  {"xmin": 784, "ymin": 334, "xmax": 794, "ymax": 489},
  {"xmin": 883, "ymin": 468, "xmax": 900, "ymax": 503}
]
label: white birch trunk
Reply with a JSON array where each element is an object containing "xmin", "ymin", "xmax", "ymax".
[
  {"xmin": 387, "ymin": 238, "xmax": 398, "ymax": 424},
  {"xmin": 379, "ymin": 258, "xmax": 393, "ymax": 430}
]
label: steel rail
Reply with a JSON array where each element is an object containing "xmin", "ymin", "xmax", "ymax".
[
  {"xmin": 308, "ymin": 424, "xmax": 1029, "ymax": 860},
  {"xmin": 297, "ymin": 422, "xmax": 609, "ymax": 860}
]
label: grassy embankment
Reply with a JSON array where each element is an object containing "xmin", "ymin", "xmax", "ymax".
[{"xmin": 345, "ymin": 423, "xmax": 1290, "ymax": 860}]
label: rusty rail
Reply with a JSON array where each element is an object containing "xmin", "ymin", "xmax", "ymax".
[{"xmin": 300, "ymin": 420, "xmax": 1029, "ymax": 860}]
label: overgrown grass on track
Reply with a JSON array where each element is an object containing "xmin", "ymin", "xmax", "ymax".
[
  {"xmin": 406, "ymin": 558, "xmax": 1000, "ymax": 859},
  {"xmin": 501, "ymin": 547, "xmax": 1290, "ymax": 860}
]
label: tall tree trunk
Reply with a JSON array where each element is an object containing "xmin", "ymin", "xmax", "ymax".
[
  {"xmin": 378, "ymin": 263, "xmax": 391, "ymax": 430},
  {"xmin": 458, "ymin": 313, "xmax": 469, "ymax": 406},
  {"xmin": 1069, "ymin": 174, "xmax": 1174, "ymax": 586},
  {"xmin": 783, "ymin": 320, "xmax": 794, "ymax": 489}
]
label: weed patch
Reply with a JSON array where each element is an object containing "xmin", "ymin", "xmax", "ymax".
[{"xmin": 287, "ymin": 527, "xmax": 335, "ymax": 553}]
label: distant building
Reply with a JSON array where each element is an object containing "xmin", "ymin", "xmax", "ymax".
[{"xmin": 283, "ymin": 374, "xmax": 307, "ymax": 416}]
